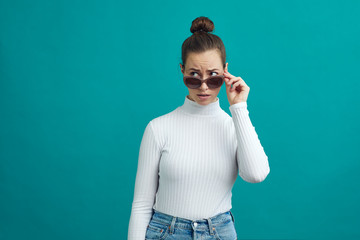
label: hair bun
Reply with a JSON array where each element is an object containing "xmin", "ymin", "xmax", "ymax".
[{"xmin": 190, "ymin": 16, "xmax": 214, "ymax": 34}]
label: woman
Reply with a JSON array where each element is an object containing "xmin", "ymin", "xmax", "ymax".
[{"xmin": 128, "ymin": 16, "xmax": 270, "ymax": 240}]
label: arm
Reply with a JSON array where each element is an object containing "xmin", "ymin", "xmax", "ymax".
[
  {"xmin": 229, "ymin": 102, "xmax": 270, "ymax": 183},
  {"xmin": 128, "ymin": 121, "xmax": 161, "ymax": 239}
]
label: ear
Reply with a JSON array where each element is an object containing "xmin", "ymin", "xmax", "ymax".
[
  {"xmin": 225, "ymin": 62, "xmax": 228, "ymax": 72},
  {"xmin": 180, "ymin": 63, "xmax": 184, "ymax": 74}
]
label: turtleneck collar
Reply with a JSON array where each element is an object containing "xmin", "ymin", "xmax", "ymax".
[{"xmin": 179, "ymin": 95, "xmax": 223, "ymax": 116}]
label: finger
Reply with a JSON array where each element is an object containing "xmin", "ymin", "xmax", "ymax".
[
  {"xmin": 224, "ymin": 77, "xmax": 232, "ymax": 86},
  {"xmin": 224, "ymin": 73, "xmax": 240, "ymax": 85},
  {"xmin": 225, "ymin": 77, "xmax": 233, "ymax": 91},
  {"xmin": 224, "ymin": 77, "xmax": 231, "ymax": 85},
  {"xmin": 224, "ymin": 74, "xmax": 231, "ymax": 82},
  {"xmin": 224, "ymin": 71, "xmax": 236, "ymax": 79},
  {"xmin": 227, "ymin": 77, "xmax": 241, "ymax": 86},
  {"xmin": 231, "ymin": 80, "xmax": 243, "ymax": 91}
]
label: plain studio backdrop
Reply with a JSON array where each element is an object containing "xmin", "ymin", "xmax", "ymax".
[{"xmin": 0, "ymin": 0, "xmax": 359, "ymax": 239}]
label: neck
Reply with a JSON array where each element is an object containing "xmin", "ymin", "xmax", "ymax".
[{"xmin": 179, "ymin": 95, "xmax": 222, "ymax": 116}]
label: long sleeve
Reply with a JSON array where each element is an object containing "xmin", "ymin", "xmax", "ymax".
[
  {"xmin": 128, "ymin": 121, "xmax": 161, "ymax": 240},
  {"xmin": 229, "ymin": 101, "xmax": 270, "ymax": 183}
]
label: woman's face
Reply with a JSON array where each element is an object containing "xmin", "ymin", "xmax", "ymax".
[{"xmin": 180, "ymin": 49, "xmax": 228, "ymax": 105}]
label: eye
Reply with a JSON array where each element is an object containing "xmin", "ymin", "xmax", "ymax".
[
  {"xmin": 210, "ymin": 72, "xmax": 218, "ymax": 76},
  {"xmin": 190, "ymin": 72, "xmax": 199, "ymax": 76}
]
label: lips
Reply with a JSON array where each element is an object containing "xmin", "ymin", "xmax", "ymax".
[{"xmin": 197, "ymin": 94, "xmax": 210, "ymax": 96}]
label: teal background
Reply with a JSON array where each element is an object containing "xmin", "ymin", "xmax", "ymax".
[{"xmin": 1, "ymin": 0, "xmax": 359, "ymax": 239}]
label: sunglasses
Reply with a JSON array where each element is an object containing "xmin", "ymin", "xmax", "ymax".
[{"xmin": 183, "ymin": 75, "xmax": 225, "ymax": 89}]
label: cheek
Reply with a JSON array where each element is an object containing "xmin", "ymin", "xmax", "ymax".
[
  {"xmin": 211, "ymin": 88, "xmax": 221, "ymax": 94},
  {"xmin": 188, "ymin": 88, "xmax": 196, "ymax": 95}
]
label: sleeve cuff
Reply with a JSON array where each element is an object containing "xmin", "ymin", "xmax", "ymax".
[{"xmin": 229, "ymin": 101, "xmax": 247, "ymax": 110}]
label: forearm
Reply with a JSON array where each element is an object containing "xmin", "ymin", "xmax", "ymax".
[{"xmin": 229, "ymin": 102, "xmax": 270, "ymax": 183}]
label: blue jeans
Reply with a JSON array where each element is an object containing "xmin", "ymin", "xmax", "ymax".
[{"xmin": 145, "ymin": 208, "xmax": 237, "ymax": 240}]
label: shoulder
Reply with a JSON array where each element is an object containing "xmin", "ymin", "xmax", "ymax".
[
  {"xmin": 147, "ymin": 107, "xmax": 181, "ymax": 131},
  {"xmin": 142, "ymin": 108, "xmax": 181, "ymax": 148}
]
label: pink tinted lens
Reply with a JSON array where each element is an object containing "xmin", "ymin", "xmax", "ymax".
[
  {"xmin": 185, "ymin": 77, "xmax": 201, "ymax": 89},
  {"xmin": 207, "ymin": 76, "xmax": 223, "ymax": 88}
]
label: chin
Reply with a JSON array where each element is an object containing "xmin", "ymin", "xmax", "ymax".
[
  {"xmin": 197, "ymin": 96, "xmax": 216, "ymax": 105},
  {"xmin": 189, "ymin": 94, "xmax": 217, "ymax": 104}
]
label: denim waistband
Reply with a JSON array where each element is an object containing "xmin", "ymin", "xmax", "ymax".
[{"xmin": 151, "ymin": 209, "xmax": 235, "ymax": 231}]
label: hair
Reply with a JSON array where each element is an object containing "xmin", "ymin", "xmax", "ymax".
[{"xmin": 181, "ymin": 16, "xmax": 226, "ymax": 70}]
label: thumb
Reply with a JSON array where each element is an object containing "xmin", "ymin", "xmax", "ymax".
[{"xmin": 224, "ymin": 78, "xmax": 232, "ymax": 94}]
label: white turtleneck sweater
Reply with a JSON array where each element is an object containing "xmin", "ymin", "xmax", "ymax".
[{"xmin": 128, "ymin": 96, "xmax": 270, "ymax": 240}]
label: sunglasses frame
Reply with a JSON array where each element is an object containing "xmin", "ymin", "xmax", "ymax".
[{"xmin": 183, "ymin": 75, "xmax": 225, "ymax": 89}]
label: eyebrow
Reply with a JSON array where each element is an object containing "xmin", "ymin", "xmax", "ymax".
[{"xmin": 188, "ymin": 68, "xmax": 220, "ymax": 71}]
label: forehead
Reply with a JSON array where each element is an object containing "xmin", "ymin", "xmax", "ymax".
[{"xmin": 186, "ymin": 49, "xmax": 222, "ymax": 69}]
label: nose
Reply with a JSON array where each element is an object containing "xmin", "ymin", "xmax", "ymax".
[{"xmin": 200, "ymin": 81, "xmax": 208, "ymax": 90}]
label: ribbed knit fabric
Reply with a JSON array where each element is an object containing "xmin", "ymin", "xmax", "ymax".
[{"xmin": 128, "ymin": 95, "xmax": 270, "ymax": 240}]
